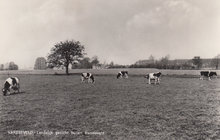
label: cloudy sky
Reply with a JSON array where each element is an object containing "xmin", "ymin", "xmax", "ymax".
[{"xmin": 0, "ymin": 0, "xmax": 220, "ymax": 69}]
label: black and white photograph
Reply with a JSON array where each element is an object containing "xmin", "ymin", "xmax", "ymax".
[{"xmin": 0, "ymin": 0, "xmax": 220, "ymax": 139}]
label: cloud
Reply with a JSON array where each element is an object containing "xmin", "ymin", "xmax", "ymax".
[
  {"xmin": 126, "ymin": 11, "xmax": 161, "ymax": 30},
  {"xmin": 0, "ymin": 0, "xmax": 220, "ymax": 68}
]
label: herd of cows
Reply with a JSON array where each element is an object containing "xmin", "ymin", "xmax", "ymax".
[{"xmin": 1, "ymin": 70, "xmax": 218, "ymax": 96}]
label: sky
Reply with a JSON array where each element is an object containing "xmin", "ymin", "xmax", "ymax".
[{"xmin": 0, "ymin": 0, "xmax": 220, "ymax": 69}]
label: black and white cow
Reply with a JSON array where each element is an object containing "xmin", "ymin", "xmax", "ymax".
[
  {"xmin": 200, "ymin": 71, "xmax": 217, "ymax": 80},
  {"xmin": 117, "ymin": 71, "xmax": 128, "ymax": 79},
  {"xmin": 81, "ymin": 73, "xmax": 95, "ymax": 83},
  {"xmin": 145, "ymin": 72, "xmax": 162, "ymax": 84},
  {"xmin": 2, "ymin": 77, "xmax": 20, "ymax": 96}
]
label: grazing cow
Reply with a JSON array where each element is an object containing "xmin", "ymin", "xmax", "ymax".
[
  {"xmin": 2, "ymin": 77, "xmax": 20, "ymax": 96},
  {"xmin": 117, "ymin": 71, "xmax": 128, "ymax": 79},
  {"xmin": 200, "ymin": 71, "xmax": 217, "ymax": 80},
  {"xmin": 145, "ymin": 72, "xmax": 162, "ymax": 84},
  {"xmin": 81, "ymin": 73, "xmax": 95, "ymax": 83}
]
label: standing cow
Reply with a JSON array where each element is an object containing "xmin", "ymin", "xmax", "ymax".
[
  {"xmin": 145, "ymin": 72, "xmax": 161, "ymax": 84},
  {"xmin": 81, "ymin": 73, "xmax": 95, "ymax": 83},
  {"xmin": 117, "ymin": 71, "xmax": 128, "ymax": 79},
  {"xmin": 200, "ymin": 71, "xmax": 217, "ymax": 80},
  {"xmin": 2, "ymin": 77, "xmax": 20, "ymax": 96}
]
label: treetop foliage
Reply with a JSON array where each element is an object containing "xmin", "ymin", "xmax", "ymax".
[{"xmin": 47, "ymin": 40, "xmax": 85, "ymax": 68}]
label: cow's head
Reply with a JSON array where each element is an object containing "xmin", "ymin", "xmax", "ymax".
[
  {"xmin": 117, "ymin": 73, "xmax": 121, "ymax": 79},
  {"xmin": 210, "ymin": 72, "xmax": 217, "ymax": 76},
  {"xmin": 145, "ymin": 74, "xmax": 149, "ymax": 79},
  {"xmin": 214, "ymin": 72, "xmax": 217, "ymax": 76},
  {"xmin": 157, "ymin": 72, "xmax": 162, "ymax": 77},
  {"xmin": 2, "ymin": 88, "xmax": 7, "ymax": 95}
]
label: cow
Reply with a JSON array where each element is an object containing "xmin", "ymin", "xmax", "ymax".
[
  {"xmin": 117, "ymin": 71, "xmax": 128, "ymax": 79},
  {"xmin": 145, "ymin": 72, "xmax": 162, "ymax": 84},
  {"xmin": 81, "ymin": 73, "xmax": 95, "ymax": 83},
  {"xmin": 200, "ymin": 71, "xmax": 217, "ymax": 80},
  {"xmin": 2, "ymin": 77, "xmax": 20, "ymax": 96}
]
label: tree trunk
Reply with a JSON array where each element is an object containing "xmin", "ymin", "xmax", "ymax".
[{"xmin": 65, "ymin": 63, "xmax": 69, "ymax": 75}]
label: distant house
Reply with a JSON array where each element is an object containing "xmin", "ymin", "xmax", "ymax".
[
  {"xmin": 92, "ymin": 64, "xmax": 109, "ymax": 69},
  {"xmin": 135, "ymin": 59, "xmax": 155, "ymax": 65}
]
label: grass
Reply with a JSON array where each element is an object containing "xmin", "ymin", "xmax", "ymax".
[
  {"xmin": 0, "ymin": 71, "xmax": 220, "ymax": 139},
  {"xmin": 0, "ymin": 68, "xmax": 220, "ymax": 76}
]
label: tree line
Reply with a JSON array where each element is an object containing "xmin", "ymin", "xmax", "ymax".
[
  {"xmin": 130, "ymin": 55, "xmax": 220, "ymax": 70},
  {"xmin": 0, "ymin": 62, "xmax": 19, "ymax": 70},
  {"xmin": 45, "ymin": 40, "xmax": 220, "ymax": 75},
  {"xmin": 1, "ymin": 39, "xmax": 219, "ymax": 74}
]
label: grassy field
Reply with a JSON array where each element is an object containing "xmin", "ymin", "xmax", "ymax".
[
  {"xmin": 0, "ymin": 69, "xmax": 220, "ymax": 139},
  {"xmin": 1, "ymin": 68, "xmax": 220, "ymax": 76}
]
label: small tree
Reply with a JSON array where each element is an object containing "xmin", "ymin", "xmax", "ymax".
[
  {"xmin": 8, "ymin": 62, "xmax": 18, "ymax": 70},
  {"xmin": 47, "ymin": 40, "xmax": 85, "ymax": 75},
  {"xmin": 159, "ymin": 55, "xmax": 170, "ymax": 69},
  {"xmin": 192, "ymin": 56, "xmax": 202, "ymax": 69},
  {"xmin": 34, "ymin": 57, "xmax": 47, "ymax": 70},
  {"xmin": 211, "ymin": 54, "xmax": 220, "ymax": 69},
  {"xmin": 79, "ymin": 57, "xmax": 92, "ymax": 68},
  {"xmin": 0, "ymin": 64, "xmax": 4, "ymax": 70},
  {"xmin": 109, "ymin": 61, "xmax": 114, "ymax": 67},
  {"xmin": 91, "ymin": 56, "xmax": 100, "ymax": 66},
  {"xmin": 149, "ymin": 55, "xmax": 155, "ymax": 63}
]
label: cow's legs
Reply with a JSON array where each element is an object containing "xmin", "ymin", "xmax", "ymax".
[
  {"xmin": 200, "ymin": 75, "xmax": 204, "ymax": 80},
  {"xmin": 81, "ymin": 76, "xmax": 84, "ymax": 83},
  {"xmin": 3, "ymin": 92, "xmax": 6, "ymax": 96},
  {"xmin": 148, "ymin": 79, "xmax": 151, "ymax": 84},
  {"xmin": 13, "ymin": 84, "xmax": 20, "ymax": 93},
  {"xmin": 200, "ymin": 76, "xmax": 204, "ymax": 80},
  {"xmin": 158, "ymin": 78, "xmax": 160, "ymax": 84},
  {"xmin": 17, "ymin": 83, "xmax": 20, "ymax": 93},
  {"xmin": 8, "ymin": 89, "xmax": 11, "ymax": 95},
  {"xmin": 125, "ymin": 74, "xmax": 128, "ymax": 78}
]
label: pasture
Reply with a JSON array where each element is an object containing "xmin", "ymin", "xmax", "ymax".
[{"xmin": 0, "ymin": 69, "xmax": 220, "ymax": 139}]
